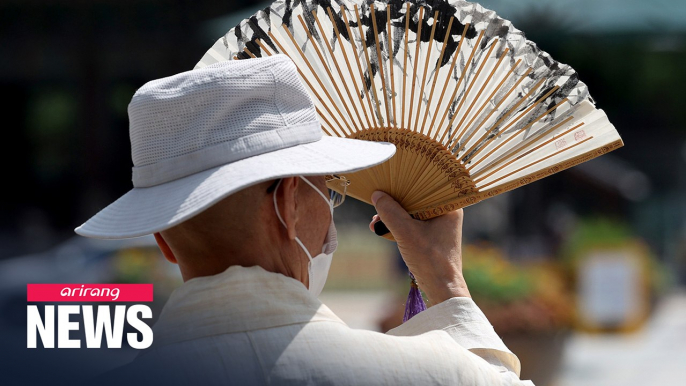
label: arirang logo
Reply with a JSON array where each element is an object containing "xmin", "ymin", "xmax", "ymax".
[
  {"xmin": 26, "ymin": 284, "xmax": 154, "ymax": 349},
  {"xmin": 60, "ymin": 284, "xmax": 121, "ymax": 300}
]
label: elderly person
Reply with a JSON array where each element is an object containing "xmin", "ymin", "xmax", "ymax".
[{"xmin": 77, "ymin": 55, "xmax": 533, "ymax": 385}]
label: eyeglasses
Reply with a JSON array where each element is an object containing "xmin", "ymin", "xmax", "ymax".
[{"xmin": 325, "ymin": 175, "xmax": 350, "ymax": 208}]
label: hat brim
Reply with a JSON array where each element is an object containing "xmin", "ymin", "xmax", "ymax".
[{"xmin": 76, "ymin": 136, "xmax": 395, "ymax": 239}]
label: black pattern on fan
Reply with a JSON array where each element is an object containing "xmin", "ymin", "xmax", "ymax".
[{"xmin": 197, "ymin": 0, "xmax": 623, "ymax": 220}]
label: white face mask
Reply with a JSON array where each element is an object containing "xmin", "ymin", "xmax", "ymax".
[{"xmin": 273, "ymin": 177, "xmax": 338, "ymax": 297}]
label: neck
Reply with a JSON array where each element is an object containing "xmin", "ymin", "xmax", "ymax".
[{"xmin": 172, "ymin": 225, "xmax": 306, "ymax": 287}]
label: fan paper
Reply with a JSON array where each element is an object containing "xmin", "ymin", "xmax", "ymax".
[{"xmin": 196, "ymin": 0, "xmax": 623, "ymax": 220}]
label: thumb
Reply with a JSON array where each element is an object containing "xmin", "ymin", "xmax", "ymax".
[{"xmin": 371, "ymin": 191, "xmax": 413, "ymax": 236}]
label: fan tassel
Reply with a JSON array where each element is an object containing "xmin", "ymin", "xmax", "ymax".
[{"xmin": 403, "ymin": 272, "xmax": 427, "ymax": 323}]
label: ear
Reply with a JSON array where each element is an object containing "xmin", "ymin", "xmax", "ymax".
[
  {"xmin": 276, "ymin": 177, "xmax": 300, "ymax": 240},
  {"xmin": 154, "ymin": 232, "xmax": 177, "ymax": 264}
]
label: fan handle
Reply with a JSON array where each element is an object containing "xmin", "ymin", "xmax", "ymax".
[{"xmin": 373, "ymin": 220, "xmax": 395, "ymax": 241}]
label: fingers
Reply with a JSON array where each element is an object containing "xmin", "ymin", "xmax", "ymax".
[
  {"xmin": 443, "ymin": 208, "xmax": 464, "ymax": 224},
  {"xmin": 371, "ymin": 191, "xmax": 413, "ymax": 237},
  {"xmin": 369, "ymin": 215, "xmax": 380, "ymax": 233},
  {"xmin": 366, "ymin": 195, "xmax": 470, "ymax": 302}
]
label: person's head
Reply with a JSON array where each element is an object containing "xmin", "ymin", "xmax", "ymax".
[
  {"xmin": 154, "ymin": 176, "xmax": 331, "ymax": 287},
  {"xmin": 75, "ymin": 55, "xmax": 394, "ymax": 291}
]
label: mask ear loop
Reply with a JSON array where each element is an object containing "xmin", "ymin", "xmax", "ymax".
[
  {"xmin": 272, "ymin": 178, "xmax": 314, "ymax": 262},
  {"xmin": 299, "ymin": 176, "xmax": 333, "ymax": 215}
]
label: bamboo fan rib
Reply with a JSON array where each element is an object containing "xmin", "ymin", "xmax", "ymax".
[{"xmin": 196, "ymin": 0, "xmax": 623, "ymax": 220}]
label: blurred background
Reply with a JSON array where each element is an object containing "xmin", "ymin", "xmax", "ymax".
[{"xmin": 1, "ymin": 0, "xmax": 685, "ymax": 385}]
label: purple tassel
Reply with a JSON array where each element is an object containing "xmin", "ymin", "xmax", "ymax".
[{"xmin": 403, "ymin": 272, "xmax": 427, "ymax": 322}]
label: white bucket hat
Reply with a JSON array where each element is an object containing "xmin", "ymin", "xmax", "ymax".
[{"xmin": 76, "ymin": 55, "xmax": 395, "ymax": 239}]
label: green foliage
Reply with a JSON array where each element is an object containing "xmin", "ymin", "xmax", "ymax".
[
  {"xmin": 27, "ymin": 88, "xmax": 77, "ymax": 137},
  {"xmin": 561, "ymin": 217, "xmax": 672, "ymax": 296},
  {"xmin": 462, "ymin": 245, "xmax": 535, "ymax": 304},
  {"xmin": 462, "ymin": 245, "xmax": 576, "ymax": 333},
  {"xmin": 561, "ymin": 217, "xmax": 633, "ymax": 264},
  {"xmin": 26, "ymin": 87, "xmax": 79, "ymax": 180}
]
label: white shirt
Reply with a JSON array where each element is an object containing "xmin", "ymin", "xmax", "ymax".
[{"xmin": 111, "ymin": 265, "xmax": 534, "ymax": 385}]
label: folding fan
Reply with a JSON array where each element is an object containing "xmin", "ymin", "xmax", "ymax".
[{"xmin": 196, "ymin": 0, "xmax": 622, "ymax": 221}]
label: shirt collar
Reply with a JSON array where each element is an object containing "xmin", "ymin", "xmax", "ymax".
[{"xmin": 151, "ymin": 265, "xmax": 345, "ymax": 348}]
